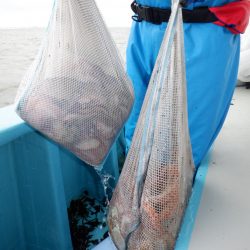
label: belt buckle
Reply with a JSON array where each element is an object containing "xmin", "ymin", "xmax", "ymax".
[{"xmin": 132, "ymin": 1, "xmax": 143, "ymax": 22}]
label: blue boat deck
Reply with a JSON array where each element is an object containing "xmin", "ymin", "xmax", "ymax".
[
  {"xmin": 0, "ymin": 86, "xmax": 249, "ymax": 250},
  {"xmin": 0, "ymin": 105, "xmax": 117, "ymax": 250}
]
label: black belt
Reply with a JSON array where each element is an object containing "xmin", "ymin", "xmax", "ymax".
[{"xmin": 131, "ymin": 1, "xmax": 218, "ymax": 24}]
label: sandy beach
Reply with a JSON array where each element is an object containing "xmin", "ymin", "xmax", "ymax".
[{"xmin": 0, "ymin": 27, "xmax": 130, "ymax": 108}]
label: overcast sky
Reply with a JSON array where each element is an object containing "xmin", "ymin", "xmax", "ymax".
[{"xmin": 0, "ymin": 0, "xmax": 132, "ymax": 28}]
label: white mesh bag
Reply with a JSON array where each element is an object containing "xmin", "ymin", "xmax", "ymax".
[
  {"xmin": 108, "ymin": 1, "xmax": 195, "ymax": 249},
  {"xmin": 14, "ymin": 0, "xmax": 134, "ymax": 167}
]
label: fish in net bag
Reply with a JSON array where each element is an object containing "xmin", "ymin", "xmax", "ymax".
[
  {"xmin": 108, "ymin": 1, "xmax": 195, "ymax": 249},
  {"xmin": 14, "ymin": 0, "xmax": 134, "ymax": 167}
]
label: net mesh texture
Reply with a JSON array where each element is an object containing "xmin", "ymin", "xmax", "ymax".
[
  {"xmin": 15, "ymin": 0, "xmax": 134, "ymax": 167},
  {"xmin": 108, "ymin": 1, "xmax": 195, "ymax": 249}
]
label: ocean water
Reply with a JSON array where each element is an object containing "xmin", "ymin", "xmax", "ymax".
[{"xmin": 0, "ymin": 27, "xmax": 130, "ymax": 108}]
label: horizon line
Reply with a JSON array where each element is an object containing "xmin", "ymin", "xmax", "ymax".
[{"xmin": 0, "ymin": 25, "xmax": 131, "ymax": 29}]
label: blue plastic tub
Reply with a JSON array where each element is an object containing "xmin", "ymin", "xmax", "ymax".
[{"xmin": 0, "ymin": 105, "xmax": 210, "ymax": 250}]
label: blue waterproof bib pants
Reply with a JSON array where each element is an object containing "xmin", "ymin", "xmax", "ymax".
[{"xmin": 125, "ymin": 0, "xmax": 240, "ymax": 167}]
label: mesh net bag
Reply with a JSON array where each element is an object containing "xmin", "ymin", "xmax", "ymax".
[
  {"xmin": 14, "ymin": 0, "xmax": 134, "ymax": 167},
  {"xmin": 108, "ymin": 1, "xmax": 195, "ymax": 249}
]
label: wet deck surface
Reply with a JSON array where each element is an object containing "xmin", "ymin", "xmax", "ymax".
[{"xmin": 189, "ymin": 86, "xmax": 250, "ymax": 250}]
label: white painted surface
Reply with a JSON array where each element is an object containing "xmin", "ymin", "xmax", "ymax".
[
  {"xmin": 93, "ymin": 237, "xmax": 117, "ymax": 250},
  {"xmin": 189, "ymin": 87, "xmax": 250, "ymax": 250}
]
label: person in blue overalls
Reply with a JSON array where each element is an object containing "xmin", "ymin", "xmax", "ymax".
[{"xmin": 125, "ymin": 0, "xmax": 250, "ymax": 168}]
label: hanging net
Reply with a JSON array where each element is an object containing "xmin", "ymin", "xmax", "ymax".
[
  {"xmin": 108, "ymin": 1, "xmax": 195, "ymax": 249},
  {"xmin": 14, "ymin": 0, "xmax": 134, "ymax": 167}
]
